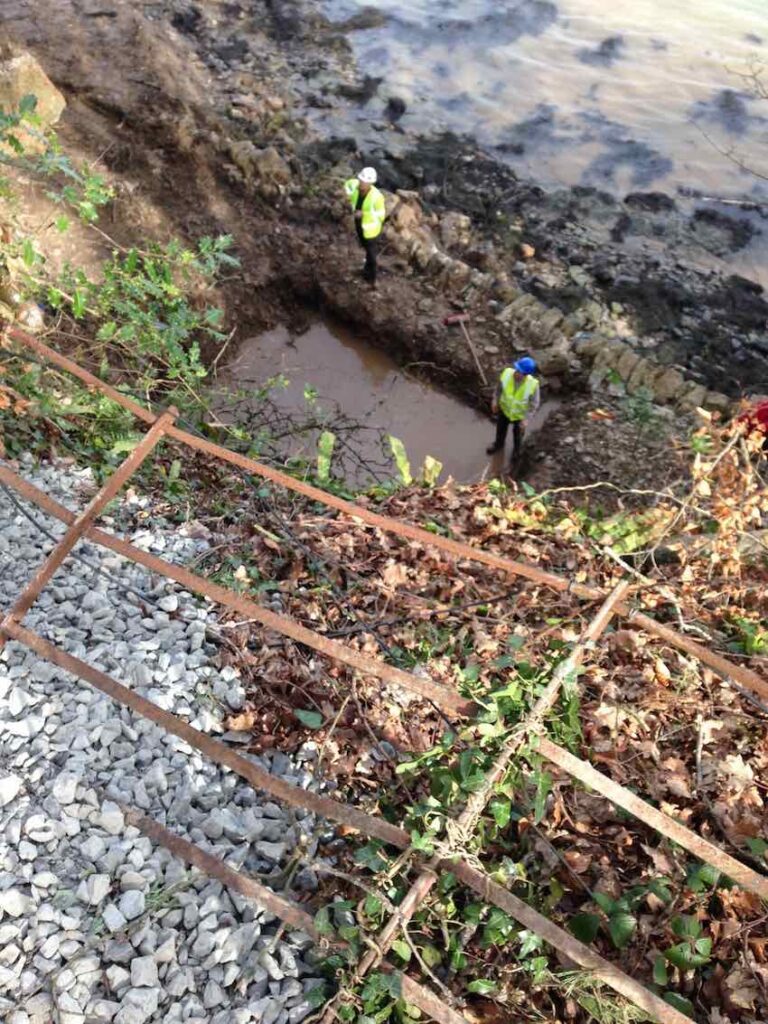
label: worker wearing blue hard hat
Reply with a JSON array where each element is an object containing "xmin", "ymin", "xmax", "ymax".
[{"xmin": 487, "ymin": 356, "xmax": 540, "ymax": 467}]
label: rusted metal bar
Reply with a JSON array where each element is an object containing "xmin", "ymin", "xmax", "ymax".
[
  {"xmin": 124, "ymin": 807, "xmax": 469, "ymax": 1024},
  {"xmin": 0, "ymin": 620, "xmax": 406, "ymax": 849},
  {"xmin": 0, "ymin": 409, "xmax": 175, "ymax": 647},
  {"xmin": 2, "ymin": 464, "xmax": 764, "ymax": 903},
  {"xmin": 0, "ymin": 465, "xmax": 473, "ymax": 717},
  {"xmin": 347, "ymin": 582, "xmax": 630, "ymax": 1007},
  {"xmin": 2, "ymin": 621, "xmax": 692, "ymax": 1024},
  {"xmin": 9, "ymin": 327, "xmax": 766, "ymax": 704},
  {"xmin": 538, "ymin": 737, "xmax": 768, "ymax": 899},
  {"xmin": 2, "ymin": 465, "xmax": 763, "ymax": 903}
]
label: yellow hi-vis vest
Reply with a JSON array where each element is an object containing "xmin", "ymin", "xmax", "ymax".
[
  {"xmin": 343, "ymin": 179, "xmax": 386, "ymax": 240},
  {"xmin": 499, "ymin": 369, "xmax": 539, "ymax": 422}
]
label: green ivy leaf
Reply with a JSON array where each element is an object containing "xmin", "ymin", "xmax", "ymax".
[
  {"xmin": 294, "ymin": 708, "xmax": 324, "ymax": 729},
  {"xmin": 608, "ymin": 912, "xmax": 636, "ymax": 950},
  {"xmin": 22, "ymin": 239, "xmax": 36, "ymax": 268},
  {"xmin": 72, "ymin": 288, "xmax": 87, "ymax": 319},
  {"xmin": 663, "ymin": 993, "xmax": 696, "ymax": 1018},
  {"xmin": 568, "ymin": 913, "xmax": 600, "ymax": 944},
  {"xmin": 593, "ymin": 892, "xmax": 616, "ymax": 915},
  {"xmin": 466, "ymin": 979, "xmax": 497, "ymax": 996},
  {"xmin": 489, "ymin": 797, "xmax": 511, "ymax": 829},
  {"xmin": 391, "ymin": 939, "xmax": 411, "ymax": 963},
  {"xmin": 421, "ymin": 944, "xmax": 442, "ymax": 968},
  {"xmin": 653, "ymin": 956, "xmax": 668, "ymax": 986},
  {"xmin": 665, "ymin": 942, "xmax": 711, "ymax": 971},
  {"xmin": 314, "ymin": 906, "xmax": 334, "ymax": 936},
  {"xmin": 671, "ymin": 915, "xmax": 701, "ymax": 940},
  {"xmin": 686, "ymin": 862, "xmax": 721, "ymax": 893}
]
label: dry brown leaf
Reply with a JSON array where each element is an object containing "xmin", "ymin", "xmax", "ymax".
[
  {"xmin": 380, "ymin": 560, "xmax": 409, "ymax": 589},
  {"xmin": 724, "ymin": 967, "xmax": 760, "ymax": 1009},
  {"xmin": 563, "ymin": 849, "xmax": 592, "ymax": 874},
  {"xmin": 225, "ymin": 710, "xmax": 256, "ymax": 732}
]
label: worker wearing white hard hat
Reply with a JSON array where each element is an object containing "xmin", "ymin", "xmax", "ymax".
[{"xmin": 343, "ymin": 167, "xmax": 386, "ymax": 286}]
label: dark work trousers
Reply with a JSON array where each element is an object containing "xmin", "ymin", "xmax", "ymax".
[
  {"xmin": 493, "ymin": 413, "xmax": 524, "ymax": 460},
  {"xmin": 355, "ymin": 222, "xmax": 378, "ymax": 284}
]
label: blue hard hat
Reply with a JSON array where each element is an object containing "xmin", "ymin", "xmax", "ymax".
[{"xmin": 514, "ymin": 357, "xmax": 537, "ymax": 375}]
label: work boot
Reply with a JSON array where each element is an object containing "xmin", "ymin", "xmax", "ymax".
[{"xmin": 486, "ymin": 443, "xmax": 502, "ymax": 455}]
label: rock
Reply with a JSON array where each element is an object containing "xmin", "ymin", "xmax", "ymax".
[
  {"xmin": 255, "ymin": 840, "xmax": 287, "ymax": 862},
  {"xmin": 102, "ymin": 904, "xmax": 127, "ymax": 933},
  {"xmin": 229, "ymin": 141, "xmax": 290, "ymax": 187},
  {"xmin": 0, "ymin": 50, "xmax": 66, "ymax": 153},
  {"xmin": 157, "ymin": 594, "xmax": 178, "ymax": 613},
  {"xmin": 114, "ymin": 987, "xmax": 160, "ymax": 1024},
  {"xmin": 651, "ymin": 366, "xmax": 685, "ymax": 402},
  {"xmin": 0, "ymin": 889, "xmax": 32, "ymax": 917},
  {"xmin": 15, "ymin": 301, "xmax": 45, "ymax": 332},
  {"xmin": 82, "ymin": 874, "xmax": 111, "ymax": 905},
  {"xmin": 52, "ymin": 773, "xmax": 80, "ymax": 805},
  {"xmin": 676, "ymin": 381, "xmax": 708, "ymax": 411},
  {"xmin": 520, "ymin": 242, "xmax": 536, "ymax": 260},
  {"xmin": 117, "ymin": 890, "xmax": 145, "ymax": 922},
  {"xmin": 55, "ymin": 992, "xmax": 85, "ymax": 1024},
  {"xmin": 130, "ymin": 956, "xmax": 158, "ymax": 988},
  {"xmin": 0, "ymin": 774, "xmax": 22, "ymax": 806},
  {"xmin": 97, "ymin": 801, "xmax": 124, "ymax": 835},
  {"xmin": 105, "ymin": 965, "xmax": 130, "ymax": 991},
  {"xmin": 439, "ymin": 211, "xmax": 472, "ymax": 250}
]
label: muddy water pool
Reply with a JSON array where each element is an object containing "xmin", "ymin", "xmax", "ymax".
[{"xmin": 219, "ymin": 321, "xmax": 552, "ymax": 485}]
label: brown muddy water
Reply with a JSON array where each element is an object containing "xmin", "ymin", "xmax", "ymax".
[{"xmin": 218, "ymin": 321, "xmax": 553, "ymax": 486}]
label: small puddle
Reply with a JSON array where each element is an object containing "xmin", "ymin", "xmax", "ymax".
[{"xmin": 218, "ymin": 321, "xmax": 554, "ymax": 486}]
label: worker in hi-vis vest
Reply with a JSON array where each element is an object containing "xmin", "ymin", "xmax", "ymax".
[
  {"xmin": 487, "ymin": 357, "xmax": 540, "ymax": 463},
  {"xmin": 343, "ymin": 167, "xmax": 386, "ymax": 287}
]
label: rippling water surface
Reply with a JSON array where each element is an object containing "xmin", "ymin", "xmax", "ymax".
[{"xmin": 322, "ymin": 0, "xmax": 768, "ymax": 206}]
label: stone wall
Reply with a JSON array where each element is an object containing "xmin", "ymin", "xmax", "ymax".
[{"xmin": 382, "ymin": 190, "xmax": 735, "ymax": 415}]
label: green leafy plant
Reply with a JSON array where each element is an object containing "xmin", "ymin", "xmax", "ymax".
[
  {"xmin": 317, "ymin": 430, "xmax": 336, "ymax": 484},
  {"xmin": 388, "ymin": 435, "xmax": 412, "ymax": 486},
  {"xmin": 663, "ymin": 916, "xmax": 712, "ymax": 972}
]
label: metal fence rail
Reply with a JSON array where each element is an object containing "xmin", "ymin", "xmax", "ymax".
[{"xmin": 1, "ymin": 328, "xmax": 766, "ymax": 1024}]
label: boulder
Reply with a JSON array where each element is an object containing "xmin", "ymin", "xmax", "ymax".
[
  {"xmin": 651, "ymin": 366, "xmax": 685, "ymax": 402},
  {"xmin": 675, "ymin": 381, "xmax": 708, "ymax": 411},
  {"xmin": 702, "ymin": 390, "xmax": 733, "ymax": 415},
  {"xmin": 229, "ymin": 142, "xmax": 290, "ymax": 189},
  {"xmin": 615, "ymin": 347, "xmax": 642, "ymax": 380},
  {"xmin": 0, "ymin": 51, "xmax": 66, "ymax": 152},
  {"xmin": 532, "ymin": 335, "xmax": 572, "ymax": 375},
  {"xmin": 626, "ymin": 358, "xmax": 660, "ymax": 395},
  {"xmin": 439, "ymin": 211, "xmax": 472, "ymax": 250},
  {"xmin": 391, "ymin": 199, "xmax": 422, "ymax": 233}
]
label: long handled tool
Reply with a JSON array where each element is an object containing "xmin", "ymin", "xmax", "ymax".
[{"xmin": 442, "ymin": 312, "xmax": 488, "ymax": 386}]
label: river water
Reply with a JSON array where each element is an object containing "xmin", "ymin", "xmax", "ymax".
[
  {"xmin": 219, "ymin": 322, "xmax": 553, "ymax": 485},
  {"xmin": 320, "ymin": 0, "xmax": 768, "ymax": 275}
]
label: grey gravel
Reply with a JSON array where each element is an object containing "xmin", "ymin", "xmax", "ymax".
[{"xmin": 0, "ymin": 462, "xmax": 323, "ymax": 1022}]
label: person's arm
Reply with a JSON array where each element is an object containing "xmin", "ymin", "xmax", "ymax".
[
  {"xmin": 524, "ymin": 381, "xmax": 540, "ymax": 424},
  {"xmin": 491, "ymin": 379, "xmax": 501, "ymax": 415}
]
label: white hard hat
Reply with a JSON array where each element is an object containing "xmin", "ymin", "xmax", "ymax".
[{"xmin": 358, "ymin": 167, "xmax": 377, "ymax": 184}]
